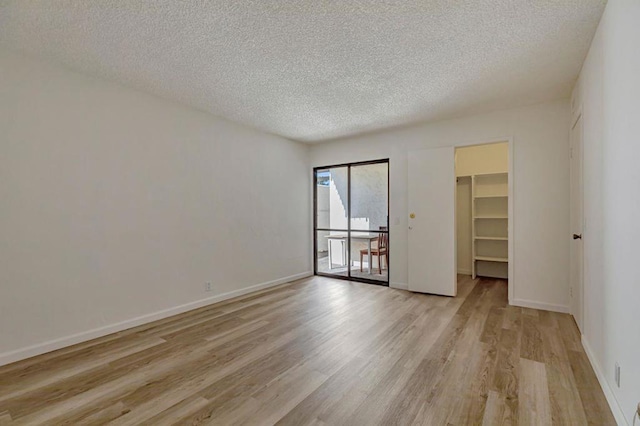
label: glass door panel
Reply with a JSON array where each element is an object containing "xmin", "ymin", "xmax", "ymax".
[
  {"xmin": 315, "ymin": 167, "xmax": 349, "ymax": 279},
  {"xmin": 350, "ymin": 163, "xmax": 389, "ymax": 232},
  {"xmin": 315, "ymin": 167, "xmax": 348, "ymax": 231}
]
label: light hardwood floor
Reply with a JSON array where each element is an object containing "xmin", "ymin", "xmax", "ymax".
[{"xmin": 0, "ymin": 275, "xmax": 615, "ymax": 425}]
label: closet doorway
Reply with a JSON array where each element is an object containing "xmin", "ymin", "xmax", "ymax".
[
  {"xmin": 455, "ymin": 142, "xmax": 511, "ymax": 281},
  {"xmin": 407, "ymin": 140, "xmax": 513, "ymax": 298},
  {"xmin": 314, "ymin": 159, "xmax": 389, "ymax": 286}
]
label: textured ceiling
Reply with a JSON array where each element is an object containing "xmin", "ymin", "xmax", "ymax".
[{"xmin": 0, "ymin": 1, "xmax": 605, "ymax": 142}]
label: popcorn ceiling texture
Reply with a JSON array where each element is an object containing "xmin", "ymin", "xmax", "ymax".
[{"xmin": 0, "ymin": 1, "xmax": 605, "ymax": 142}]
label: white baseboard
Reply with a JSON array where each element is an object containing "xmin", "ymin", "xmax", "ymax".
[
  {"xmin": 510, "ymin": 298, "xmax": 569, "ymax": 313},
  {"xmin": 0, "ymin": 271, "xmax": 312, "ymax": 367},
  {"xmin": 457, "ymin": 269, "xmax": 472, "ymax": 275},
  {"xmin": 390, "ymin": 282, "xmax": 408, "ymax": 290},
  {"xmin": 581, "ymin": 336, "xmax": 628, "ymax": 425}
]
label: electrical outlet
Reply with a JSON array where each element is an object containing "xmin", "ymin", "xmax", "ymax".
[
  {"xmin": 204, "ymin": 282, "xmax": 212, "ymax": 292},
  {"xmin": 614, "ymin": 362, "xmax": 620, "ymax": 387}
]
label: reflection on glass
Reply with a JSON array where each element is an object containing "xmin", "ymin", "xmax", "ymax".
[
  {"xmin": 350, "ymin": 163, "xmax": 388, "ymax": 231},
  {"xmin": 316, "ymin": 167, "xmax": 348, "ymax": 230}
]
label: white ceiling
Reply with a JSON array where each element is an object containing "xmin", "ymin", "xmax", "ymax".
[{"xmin": 0, "ymin": 1, "xmax": 605, "ymax": 142}]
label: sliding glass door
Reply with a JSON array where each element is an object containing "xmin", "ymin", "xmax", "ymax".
[{"xmin": 314, "ymin": 159, "xmax": 389, "ymax": 285}]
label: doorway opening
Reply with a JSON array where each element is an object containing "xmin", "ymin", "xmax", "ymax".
[
  {"xmin": 313, "ymin": 159, "xmax": 389, "ymax": 286},
  {"xmin": 455, "ymin": 142, "xmax": 510, "ymax": 281}
]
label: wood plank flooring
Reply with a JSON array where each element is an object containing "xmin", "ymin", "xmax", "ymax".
[{"xmin": 0, "ymin": 275, "xmax": 615, "ymax": 425}]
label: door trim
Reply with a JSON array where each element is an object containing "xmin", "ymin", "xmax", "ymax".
[
  {"xmin": 452, "ymin": 137, "xmax": 515, "ymax": 304},
  {"xmin": 569, "ymin": 109, "xmax": 585, "ymax": 332}
]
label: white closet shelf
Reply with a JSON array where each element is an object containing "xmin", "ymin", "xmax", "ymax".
[
  {"xmin": 469, "ymin": 171, "xmax": 509, "ymax": 280},
  {"xmin": 473, "ymin": 172, "xmax": 508, "ymax": 177},
  {"xmin": 474, "ymin": 194, "xmax": 508, "ymax": 199},
  {"xmin": 475, "ymin": 256, "xmax": 508, "ymax": 263},
  {"xmin": 473, "ymin": 215, "xmax": 508, "ymax": 219}
]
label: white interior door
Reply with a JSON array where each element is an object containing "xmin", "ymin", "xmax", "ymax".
[
  {"xmin": 408, "ymin": 147, "xmax": 457, "ymax": 296},
  {"xmin": 570, "ymin": 114, "xmax": 584, "ymax": 332}
]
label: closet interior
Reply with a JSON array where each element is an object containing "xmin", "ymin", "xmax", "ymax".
[{"xmin": 455, "ymin": 142, "xmax": 509, "ymax": 280}]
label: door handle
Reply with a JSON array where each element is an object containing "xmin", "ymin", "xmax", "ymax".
[{"xmin": 573, "ymin": 234, "xmax": 582, "ymax": 240}]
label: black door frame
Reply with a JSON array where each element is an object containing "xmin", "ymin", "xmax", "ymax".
[{"xmin": 313, "ymin": 158, "xmax": 390, "ymax": 286}]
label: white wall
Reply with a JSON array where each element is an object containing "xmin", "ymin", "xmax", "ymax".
[
  {"xmin": 0, "ymin": 49, "xmax": 311, "ymax": 365},
  {"xmin": 455, "ymin": 142, "xmax": 509, "ymax": 177},
  {"xmin": 310, "ymin": 99, "xmax": 570, "ymax": 310},
  {"xmin": 572, "ymin": 0, "xmax": 640, "ymax": 423}
]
